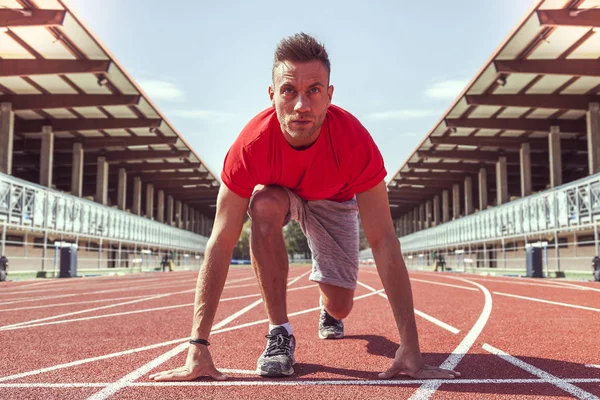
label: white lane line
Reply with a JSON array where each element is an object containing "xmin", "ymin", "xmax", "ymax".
[
  {"xmin": 586, "ymin": 364, "xmax": 600, "ymax": 369},
  {"xmin": 0, "ymin": 295, "xmax": 152, "ymax": 313},
  {"xmin": 412, "ymin": 273, "xmax": 580, "ymax": 291},
  {"xmin": 0, "ymin": 284, "xmax": 316, "ymax": 332},
  {"xmin": 483, "ymin": 344, "xmax": 598, "ymax": 400},
  {"xmin": 410, "ymin": 278, "xmax": 478, "ymax": 292},
  {"xmin": 544, "ymin": 281, "xmax": 600, "ymax": 293},
  {"xmin": 85, "ymin": 268, "xmax": 311, "ymax": 400},
  {"xmin": 410, "ymin": 277, "xmax": 493, "ymax": 400},
  {"xmin": 494, "ymin": 292, "xmax": 600, "ymax": 312},
  {"xmin": 7, "ymin": 378, "xmax": 600, "ymax": 388},
  {"xmin": 356, "ymin": 281, "xmax": 460, "ymax": 334},
  {"xmin": 0, "ymin": 285, "xmax": 349, "ymax": 384},
  {"xmin": 0, "ymin": 290, "xmax": 194, "ymax": 330}
]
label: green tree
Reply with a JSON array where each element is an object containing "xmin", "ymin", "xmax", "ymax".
[
  {"xmin": 284, "ymin": 221, "xmax": 311, "ymax": 260},
  {"xmin": 232, "ymin": 218, "xmax": 251, "ymax": 260}
]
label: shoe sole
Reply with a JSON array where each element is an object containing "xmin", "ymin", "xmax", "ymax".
[
  {"xmin": 257, "ymin": 360, "xmax": 295, "ymax": 377},
  {"xmin": 318, "ymin": 331, "xmax": 344, "ymax": 340}
]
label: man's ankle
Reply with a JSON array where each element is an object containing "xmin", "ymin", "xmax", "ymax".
[{"xmin": 269, "ymin": 322, "xmax": 293, "ymax": 335}]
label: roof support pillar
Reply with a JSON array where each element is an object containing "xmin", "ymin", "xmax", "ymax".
[
  {"xmin": 0, "ymin": 103, "xmax": 14, "ymax": 175},
  {"xmin": 433, "ymin": 195, "xmax": 440, "ymax": 226},
  {"xmin": 496, "ymin": 156, "xmax": 509, "ymax": 205},
  {"xmin": 464, "ymin": 176, "xmax": 473, "ymax": 216},
  {"xmin": 520, "ymin": 142, "xmax": 532, "ymax": 197},
  {"xmin": 442, "ymin": 190, "xmax": 450, "ymax": 223},
  {"xmin": 157, "ymin": 190, "xmax": 165, "ymax": 222},
  {"xmin": 95, "ymin": 156, "xmax": 108, "ymax": 205},
  {"xmin": 549, "ymin": 126, "xmax": 562, "ymax": 188},
  {"xmin": 425, "ymin": 200, "xmax": 432, "ymax": 229},
  {"xmin": 146, "ymin": 184, "xmax": 154, "ymax": 219},
  {"xmin": 183, "ymin": 204, "xmax": 189, "ymax": 231},
  {"xmin": 419, "ymin": 204, "xmax": 425, "ymax": 231},
  {"xmin": 166, "ymin": 195, "xmax": 174, "ymax": 225},
  {"xmin": 452, "ymin": 183, "xmax": 460, "ymax": 219},
  {"xmin": 175, "ymin": 200, "xmax": 182, "ymax": 228},
  {"xmin": 132, "ymin": 177, "xmax": 142, "ymax": 216},
  {"xmin": 39, "ymin": 125, "xmax": 53, "ymax": 187},
  {"xmin": 478, "ymin": 167, "xmax": 488, "ymax": 211},
  {"xmin": 587, "ymin": 102, "xmax": 600, "ymax": 175},
  {"xmin": 117, "ymin": 168, "xmax": 127, "ymax": 211},
  {"xmin": 71, "ymin": 142, "xmax": 83, "ymax": 197}
]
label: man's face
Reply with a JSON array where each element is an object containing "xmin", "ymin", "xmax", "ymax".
[{"xmin": 269, "ymin": 60, "xmax": 334, "ymax": 147}]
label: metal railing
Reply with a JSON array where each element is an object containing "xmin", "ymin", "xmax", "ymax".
[
  {"xmin": 0, "ymin": 173, "xmax": 208, "ymax": 252},
  {"xmin": 361, "ymin": 173, "xmax": 600, "ymax": 258}
]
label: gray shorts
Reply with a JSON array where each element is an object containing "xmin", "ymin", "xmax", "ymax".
[{"xmin": 257, "ymin": 188, "xmax": 359, "ymax": 290}]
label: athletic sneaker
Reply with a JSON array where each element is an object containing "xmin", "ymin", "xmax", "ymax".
[
  {"xmin": 256, "ymin": 326, "xmax": 296, "ymax": 377},
  {"xmin": 319, "ymin": 307, "xmax": 344, "ymax": 339}
]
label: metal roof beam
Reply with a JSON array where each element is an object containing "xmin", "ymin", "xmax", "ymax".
[
  {"xmin": 417, "ymin": 150, "xmax": 546, "ymax": 164},
  {"xmin": 537, "ymin": 9, "xmax": 600, "ymax": 28},
  {"xmin": 445, "ymin": 118, "xmax": 586, "ymax": 133},
  {"xmin": 138, "ymin": 172, "xmax": 209, "ymax": 181},
  {"xmin": 0, "ymin": 94, "xmax": 141, "ymax": 110},
  {"xmin": 103, "ymin": 150, "xmax": 190, "ymax": 162},
  {"xmin": 113, "ymin": 162, "xmax": 201, "ymax": 172},
  {"xmin": 0, "ymin": 60, "xmax": 111, "ymax": 77},
  {"xmin": 494, "ymin": 59, "xmax": 600, "ymax": 78},
  {"xmin": 406, "ymin": 162, "xmax": 485, "ymax": 172},
  {"xmin": 0, "ymin": 9, "xmax": 66, "ymax": 28},
  {"xmin": 14, "ymin": 136, "xmax": 177, "ymax": 152},
  {"xmin": 15, "ymin": 118, "xmax": 161, "ymax": 133},
  {"xmin": 465, "ymin": 94, "xmax": 600, "ymax": 111}
]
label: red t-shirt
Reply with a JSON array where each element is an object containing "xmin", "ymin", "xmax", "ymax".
[{"xmin": 221, "ymin": 105, "xmax": 386, "ymax": 202}]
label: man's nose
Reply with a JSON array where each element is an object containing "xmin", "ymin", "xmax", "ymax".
[{"xmin": 293, "ymin": 94, "xmax": 310, "ymax": 113}]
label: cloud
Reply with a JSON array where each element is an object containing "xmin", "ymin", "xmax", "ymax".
[
  {"xmin": 138, "ymin": 80, "xmax": 184, "ymax": 101},
  {"xmin": 171, "ymin": 109, "xmax": 233, "ymax": 121},
  {"xmin": 425, "ymin": 79, "xmax": 469, "ymax": 100},
  {"xmin": 365, "ymin": 109, "xmax": 439, "ymax": 121}
]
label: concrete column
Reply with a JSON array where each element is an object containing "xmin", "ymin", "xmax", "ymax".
[
  {"xmin": 117, "ymin": 168, "xmax": 127, "ymax": 211},
  {"xmin": 403, "ymin": 214, "xmax": 409, "ymax": 235},
  {"xmin": 433, "ymin": 195, "xmax": 440, "ymax": 226},
  {"xmin": 199, "ymin": 214, "xmax": 206, "ymax": 236},
  {"xmin": 71, "ymin": 142, "xmax": 83, "ymax": 197},
  {"xmin": 442, "ymin": 190, "xmax": 450, "ymax": 223},
  {"xmin": 418, "ymin": 204, "xmax": 425, "ymax": 231},
  {"xmin": 587, "ymin": 102, "xmax": 600, "ymax": 175},
  {"xmin": 189, "ymin": 208, "xmax": 195, "ymax": 232},
  {"xmin": 520, "ymin": 142, "xmax": 532, "ymax": 197},
  {"xmin": 132, "ymin": 177, "xmax": 142, "ymax": 216},
  {"xmin": 0, "ymin": 102, "xmax": 15, "ymax": 175},
  {"xmin": 175, "ymin": 200, "xmax": 182, "ymax": 228},
  {"xmin": 478, "ymin": 167, "xmax": 488, "ymax": 211},
  {"xmin": 157, "ymin": 190, "xmax": 165, "ymax": 222},
  {"xmin": 145, "ymin": 184, "xmax": 154, "ymax": 219},
  {"xmin": 197, "ymin": 211, "xmax": 202, "ymax": 234},
  {"xmin": 166, "ymin": 195, "xmax": 174, "ymax": 225},
  {"xmin": 464, "ymin": 176, "xmax": 473, "ymax": 215},
  {"xmin": 39, "ymin": 126, "xmax": 54, "ymax": 187},
  {"xmin": 452, "ymin": 183, "xmax": 460, "ymax": 219},
  {"xmin": 425, "ymin": 200, "xmax": 432, "ymax": 228},
  {"xmin": 496, "ymin": 156, "xmax": 508, "ymax": 205},
  {"xmin": 95, "ymin": 156, "xmax": 108, "ymax": 205},
  {"xmin": 409, "ymin": 209, "xmax": 415, "ymax": 233},
  {"xmin": 549, "ymin": 126, "xmax": 562, "ymax": 187},
  {"xmin": 183, "ymin": 204, "xmax": 189, "ymax": 230}
]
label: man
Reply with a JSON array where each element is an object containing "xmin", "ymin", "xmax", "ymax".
[
  {"xmin": 0, "ymin": 255, "xmax": 7, "ymax": 282},
  {"xmin": 150, "ymin": 33, "xmax": 460, "ymax": 381}
]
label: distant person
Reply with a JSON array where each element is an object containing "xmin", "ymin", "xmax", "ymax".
[
  {"xmin": 150, "ymin": 33, "xmax": 460, "ymax": 382},
  {"xmin": 0, "ymin": 255, "xmax": 7, "ymax": 282},
  {"xmin": 169, "ymin": 251, "xmax": 176, "ymax": 272},
  {"xmin": 161, "ymin": 254, "xmax": 170, "ymax": 272},
  {"xmin": 593, "ymin": 256, "xmax": 600, "ymax": 282}
]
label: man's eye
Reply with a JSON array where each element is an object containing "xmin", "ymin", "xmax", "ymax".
[
  {"xmin": 282, "ymin": 88, "xmax": 295, "ymax": 94},
  {"xmin": 310, "ymin": 87, "xmax": 320, "ymax": 94}
]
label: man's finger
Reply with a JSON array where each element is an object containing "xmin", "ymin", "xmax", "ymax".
[
  {"xmin": 378, "ymin": 364, "xmax": 403, "ymax": 379},
  {"xmin": 208, "ymin": 366, "xmax": 228, "ymax": 381}
]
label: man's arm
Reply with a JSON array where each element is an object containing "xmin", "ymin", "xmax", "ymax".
[
  {"xmin": 150, "ymin": 185, "xmax": 250, "ymax": 382},
  {"xmin": 356, "ymin": 181, "xmax": 460, "ymax": 380}
]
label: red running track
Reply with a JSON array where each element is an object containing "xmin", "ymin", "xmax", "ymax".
[{"xmin": 0, "ymin": 266, "xmax": 599, "ymax": 399}]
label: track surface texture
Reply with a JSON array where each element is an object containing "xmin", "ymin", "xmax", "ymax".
[{"xmin": 1, "ymin": 266, "xmax": 599, "ymax": 399}]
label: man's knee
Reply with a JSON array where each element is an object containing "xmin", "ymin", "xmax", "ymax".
[
  {"xmin": 249, "ymin": 187, "xmax": 289, "ymax": 235},
  {"xmin": 325, "ymin": 299, "xmax": 353, "ymax": 320}
]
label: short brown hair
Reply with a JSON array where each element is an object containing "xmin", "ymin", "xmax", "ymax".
[{"xmin": 272, "ymin": 33, "xmax": 330, "ymax": 81}]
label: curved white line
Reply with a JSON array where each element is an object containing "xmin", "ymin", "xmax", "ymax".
[{"xmin": 409, "ymin": 277, "xmax": 493, "ymax": 400}]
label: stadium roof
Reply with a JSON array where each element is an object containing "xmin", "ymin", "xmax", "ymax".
[
  {"xmin": 387, "ymin": 0, "xmax": 600, "ymax": 218},
  {"xmin": 0, "ymin": 0, "xmax": 219, "ymax": 216}
]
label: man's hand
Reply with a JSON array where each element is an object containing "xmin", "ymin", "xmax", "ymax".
[
  {"xmin": 149, "ymin": 345, "xmax": 227, "ymax": 381},
  {"xmin": 378, "ymin": 343, "xmax": 461, "ymax": 380}
]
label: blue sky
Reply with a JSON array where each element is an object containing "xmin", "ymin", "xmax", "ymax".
[{"xmin": 65, "ymin": 0, "xmax": 534, "ymax": 181}]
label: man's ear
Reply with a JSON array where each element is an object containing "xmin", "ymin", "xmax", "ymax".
[
  {"xmin": 268, "ymin": 85, "xmax": 275, "ymax": 107},
  {"xmin": 327, "ymin": 85, "xmax": 334, "ymax": 106}
]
